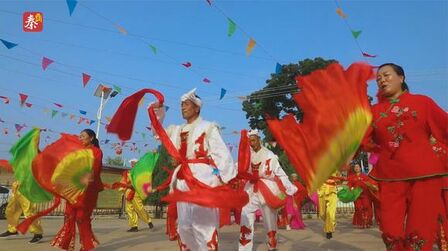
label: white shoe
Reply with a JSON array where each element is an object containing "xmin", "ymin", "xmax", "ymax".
[{"xmin": 286, "ymin": 225, "xmax": 291, "ymax": 231}]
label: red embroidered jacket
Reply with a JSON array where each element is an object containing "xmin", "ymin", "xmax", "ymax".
[{"xmin": 363, "ymin": 92, "xmax": 448, "ymax": 181}]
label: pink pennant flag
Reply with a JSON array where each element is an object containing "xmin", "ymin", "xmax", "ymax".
[
  {"xmin": 15, "ymin": 123, "xmax": 25, "ymax": 132},
  {"xmin": 182, "ymin": 62, "xmax": 192, "ymax": 68},
  {"xmin": 82, "ymin": 73, "xmax": 91, "ymax": 87},
  {"xmin": 78, "ymin": 117, "xmax": 85, "ymax": 124},
  {"xmin": 202, "ymin": 78, "xmax": 211, "ymax": 84},
  {"xmin": 25, "ymin": 102, "xmax": 32, "ymax": 108},
  {"xmin": 19, "ymin": 93, "xmax": 28, "ymax": 106},
  {"xmin": 0, "ymin": 96, "xmax": 10, "ymax": 104},
  {"xmin": 53, "ymin": 103, "xmax": 63, "ymax": 108},
  {"xmin": 69, "ymin": 114, "xmax": 76, "ymax": 120},
  {"xmin": 362, "ymin": 52, "xmax": 377, "ymax": 58},
  {"xmin": 246, "ymin": 38, "xmax": 256, "ymax": 56},
  {"xmin": 42, "ymin": 57, "xmax": 54, "ymax": 70},
  {"xmin": 3, "ymin": 128, "xmax": 8, "ymax": 135}
]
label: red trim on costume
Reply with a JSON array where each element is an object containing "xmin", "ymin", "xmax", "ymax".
[
  {"xmin": 206, "ymin": 229, "xmax": 218, "ymax": 250},
  {"xmin": 267, "ymin": 230, "xmax": 277, "ymax": 249},
  {"xmin": 239, "ymin": 225, "xmax": 252, "ymax": 246}
]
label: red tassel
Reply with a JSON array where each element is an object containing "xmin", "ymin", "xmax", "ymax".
[{"xmin": 17, "ymin": 197, "xmax": 61, "ymax": 234}]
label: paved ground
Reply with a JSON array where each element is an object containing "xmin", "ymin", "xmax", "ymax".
[{"xmin": 0, "ymin": 216, "xmax": 391, "ymax": 251}]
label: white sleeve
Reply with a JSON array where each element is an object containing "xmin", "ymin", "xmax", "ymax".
[
  {"xmin": 271, "ymin": 156, "xmax": 298, "ymax": 196},
  {"xmin": 207, "ymin": 124, "xmax": 236, "ymax": 183}
]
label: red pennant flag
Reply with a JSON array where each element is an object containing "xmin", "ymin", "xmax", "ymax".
[
  {"xmin": 182, "ymin": 62, "xmax": 192, "ymax": 68},
  {"xmin": 82, "ymin": 73, "xmax": 91, "ymax": 87},
  {"xmin": 203, "ymin": 78, "xmax": 211, "ymax": 84},
  {"xmin": 15, "ymin": 123, "xmax": 25, "ymax": 132},
  {"xmin": 0, "ymin": 96, "xmax": 10, "ymax": 104},
  {"xmin": 19, "ymin": 93, "xmax": 28, "ymax": 106},
  {"xmin": 25, "ymin": 102, "xmax": 32, "ymax": 108},
  {"xmin": 362, "ymin": 52, "xmax": 377, "ymax": 58},
  {"xmin": 42, "ymin": 57, "xmax": 54, "ymax": 70},
  {"xmin": 78, "ymin": 117, "xmax": 85, "ymax": 124},
  {"xmin": 53, "ymin": 103, "xmax": 63, "ymax": 108}
]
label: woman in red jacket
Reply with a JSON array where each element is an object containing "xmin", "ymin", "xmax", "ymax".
[
  {"xmin": 348, "ymin": 163, "xmax": 376, "ymax": 229},
  {"xmin": 363, "ymin": 63, "xmax": 448, "ymax": 250},
  {"xmin": 51, "ymin": 129, "xmax": 104, "ymax": 251}
]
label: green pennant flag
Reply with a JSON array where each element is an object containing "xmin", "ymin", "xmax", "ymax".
[
  {"xmin": 113, "ymin": 85, "xmax": 122, "ymax": 93},
  {"xmin": 51, "ymin": 110, "xmax": 58, "ymax": 118},
  {"xmin": 227, "ymin": 18, "xmax": 237, "ymax": 37},
  {"xmin": 149, "ymin": 44, "xmax": 157, "ymax": 55},
  {"xmin": 141, "ymin": 133, "xmax": 146, "ymax": 139},
  {"xmin": 9, "ymin": 128, "xmax": 53, "ymax": 203},
  {"xmin": 351, "ymin": 30, "xmax": 362, "ymax": 39}
]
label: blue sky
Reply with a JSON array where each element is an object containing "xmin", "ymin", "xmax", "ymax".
[{"xmin": 0, "ymin": 0, "xmax": 447, "ymax": 161}]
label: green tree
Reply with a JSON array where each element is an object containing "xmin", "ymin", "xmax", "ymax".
[
  {"xmin": 105, "ymin": 156, "xmax": 124, "ymax": 167},
  {"xmin": 243, "ymin": 57, "xmax": 337, "ymax": 178}
]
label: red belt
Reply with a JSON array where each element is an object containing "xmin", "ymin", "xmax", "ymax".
[{"xmin": 176, "ymin": 158, "xmax": 214, "ymax": 180}]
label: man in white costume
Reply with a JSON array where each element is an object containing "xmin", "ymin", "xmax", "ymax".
[
  {"xmin": 166, "ymin": 88, "xmax": 237, "ymax": 251},
  {"xmin": 238, "ymin": 129, "xmax": 298, "ymax": 251}
]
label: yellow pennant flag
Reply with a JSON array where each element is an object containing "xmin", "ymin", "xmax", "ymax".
[
  {"xmin": 116, "ymin": 24, "xmax": 128, "ymax": 35},
  {"xmin": 246, "ymin": 38, "xmax": 256, "ymax": 56},
  {"xmin": 336, "ymin": 8, "xmax": 347, "ymax": 19},
  {"xmin": 105, "ymin": 116, "xmax": 112, "ymax": 123}
]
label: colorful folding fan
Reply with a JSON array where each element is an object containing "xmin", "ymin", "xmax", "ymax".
[
  {"xmin": 9, "ymin": 128, "xmax": 53, "ymax": 203},
  {"xmin": 32, "ymin": 133, "xmax": 101, "ymax": 205},
  {"xmin": 266, "ymin": 63, "xmax": 374, "ymax": 192},
  {"xmin": 337, "ymin": 185, "xmax": 363, "ymax": 203},
  {"xmin": 130, "ymin": 151, "xmax": 160, "ymax": 200}
]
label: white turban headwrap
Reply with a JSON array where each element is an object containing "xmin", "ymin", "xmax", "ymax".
[
  {"xmin": 128, "ymin": 158, "xmax": 138, "ymax": 163},
  {"xmin": 181, "ymin": 88, "xmax": 202, "ymax": 108},
  {"xmin": 248, "ymin": 129, "xmax": 259, "ymax": 137}
]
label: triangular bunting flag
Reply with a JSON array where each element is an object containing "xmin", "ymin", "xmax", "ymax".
[
  {"xmin": 203, "ymin": 78, "xmax": 211, "ymax": 84},
  {"xmin": 66, "ymin": 0, "xmax": 78, "ymax": 16},
  {"xmin": 227, "ymin": 18, "xmax": 237, "ymax": 37},
  {"xmin": 25, "ymin": 102, "xmax": 32, "ymax": 108},
  {"xmin": 206, "ymin": 0, "xmax": 212, "ymax": 5},
  {"xmin": 362, "ymin": 52, "xmax": 377, "ymax": 58},
  {"xmin": 105, "ymin": 116, "xmax": 112, "ymax": 123},
  {"xmin": 165, "ymin": 106, "xmax": 170, "ymax": 112},
  {"xmin": 112, "ymin": 85, "xmax": 122, "ymax": 93},
  {"xmin": 275, "ymin": 63, "xmax": 282, "ymax": 74},
  {"xmin": 69, "ymin": 114, "xmax": 75, "ymax": 120},
  {"xmin": 82, "ymin": 73, "xmax": 91, "ymax": 87},
  {"xmin": 116, "ymin": 24, "xmax": 128, "ymax": 35},
  {"xmin": 246, "ymin": 38, "xmax": 256, "ymax": 56},
  {"xmin": 14, "ymin": 124, "xmax": 25, "ymax": 132},
  {"xmin": 79, "ymin": 110, "xmax": 87, "ymax": 115},
  {"xmin": 0, "ymin": 39, "xmax": 18, "ymax": 49},
  {"xmin": 51, "ymin": 110, "xmax": 58, "ymax": 118},
  {"xmin": 43, "ymin": 108, "xmax": 50, "ymax": 115},
  {"xmin": 42, "ymin": 57, "xmax": 54, "ymax": 70},
  {"xmin": 182, "ymin": 62, "xmax": 192, "ymax": 68},
  {"xmin": 53, "ymin": 103, "xmax": 63, "ymax": 108},
  {"xmin": 0, "ymin": 117, "xmax": 4, "ymax": 123},
  {"xmin": 149, "ymin": 44, "xmax": 157, "ymax": 54},
  {"xmin": 78, "ymin": 117, "xmax": 85, "ymax": 124},
  {"xmin": 61, "ymin": 112, "xmax": 68, "ymax": 118},
  {"xmin": 19, "ymin": 93, "xmax": 28, "ymax": 106},
  {"xmin": 219, "ymin": 88, "xmax": 227, "ymax": 100},
  {"xmin": 336, "ymin": 8, "xmax": 347, "ymax": 19},
  {"xmin": 90, "ymin": 120, "xmax": 95, "ymax": 125},
  {"xmin": 0, "ymin": 96, "xmax": 10, "ymax": 104},
  {"xmin": 351, "ymin": 30, "xmax": 362, "ymax": 39}
]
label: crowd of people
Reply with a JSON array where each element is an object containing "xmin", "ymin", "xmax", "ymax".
[{"xmin": 0, "ymin": 63, "xmax": 446, "ymax": 251}]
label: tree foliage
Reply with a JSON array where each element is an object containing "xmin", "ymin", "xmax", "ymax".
[{"xmin": 105, "ymin": 156, "xmax": 124, "ymax": 167}]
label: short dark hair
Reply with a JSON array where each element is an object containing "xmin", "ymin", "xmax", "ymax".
[{"xmin": 378, "ymin": 63, "xmax": 409, "ymax": 91}]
